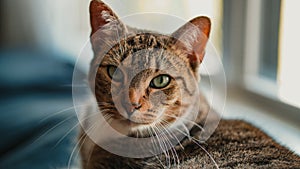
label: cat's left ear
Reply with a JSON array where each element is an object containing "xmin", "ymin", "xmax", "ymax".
[
  {"xmin": 89, "ymin": 0, "xmax": 127, "ymax": 52},
  {"xmin": 172, "ymin": 16, "xmax": 211, "ymax": 69},
  {"xmin": 90, "ymin": 0, "xmax": 124, "ymax": 35}
]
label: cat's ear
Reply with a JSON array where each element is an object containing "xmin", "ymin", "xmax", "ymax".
[
  {"xmin": 172, "ymin": 16, "xmax": 211, "ymax": 69},
  {"xmin": 90, "ymin": 0, "xmax": 120, "ymax": 35},
  {"xmin": 89, "ymin": 0, "xmax": 127, "ymax": 52}
]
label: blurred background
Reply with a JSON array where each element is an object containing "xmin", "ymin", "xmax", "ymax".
[{"xmin": 0, "ymin": 0, "xmax": 299, "ymax": 169}]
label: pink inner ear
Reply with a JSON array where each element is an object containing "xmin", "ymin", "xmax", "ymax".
[
  {"xmin": 191, "ymin": 33, "xmax": 209, "ymax": 64},
  {"xmin": 172, "ymin": 16, "xmax": 211, "ymax": 66},
  {"xmin": 90, "ymin": 0, "xmax": 116, "ymax": 35},
  {"xmin": 190, "ymin": 17, "xmax": 211, "ymax": 64}
]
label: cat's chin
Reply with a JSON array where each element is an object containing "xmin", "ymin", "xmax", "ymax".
[
  {"xmin": 108, "ymin": 117, "xmax": 161, "ymax": 137},
  {"xmin": 125, "ymin": 119, "xmax": 155, "ymax": 131}
]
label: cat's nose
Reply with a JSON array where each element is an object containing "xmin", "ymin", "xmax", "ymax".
[
  {"xmin": 124, "ymin": 102, "xmax": 142, "ymax": 117},
  {"xmin": 131, "ymin": 102, "xmax": 142, "ymax": 110},
  {"xmin": 129, "ymin": 89, "xmax": 143, "ymax": 105}
]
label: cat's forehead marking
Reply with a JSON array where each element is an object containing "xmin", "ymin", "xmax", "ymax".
[
  {"xmin": 94, "ymin": 32, "xmax": 195, "ymax": 86},
  {"xmin": 102, "ymin": 33, "xmax": 190, "ymax": 65}
]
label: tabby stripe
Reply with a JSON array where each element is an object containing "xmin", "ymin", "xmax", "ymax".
[{"xmin": 174, "ymin": 76, "xmax": 194, "ymax": 96}]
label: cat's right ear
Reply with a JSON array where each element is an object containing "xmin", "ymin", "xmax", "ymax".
[
  {"xmin": 90, "ymin": 0, "xmax": 119, "ymax": 35},
  {"xmin": 89, "ymin": 0, "xmax": 127, "ymax": 53},
  {"xmin": 90, "ymin": 0, "xmax": 125, "ymax": 36}
]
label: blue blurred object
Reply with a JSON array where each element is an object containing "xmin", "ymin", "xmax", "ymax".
[{"xmin": 0, "ymin": 49, "xmax": 83, "ymax": 169}]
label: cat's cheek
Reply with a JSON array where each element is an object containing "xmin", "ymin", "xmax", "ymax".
[
  {"xmin": 111, "ymin": 98, "xmax": 128, "ymax": 118},
  {"xmin": 139, "ymin": 100, "xmax": 151, "ymax": 112},
  {"xmin": 109, "ymin": 120, "xmax": 131, "ymax": 135},
  {"xmin": 110, "ymin": 83, "xmax": 124, "ymax": 95}
]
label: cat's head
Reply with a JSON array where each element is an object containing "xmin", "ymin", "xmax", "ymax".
[{"xmin": 88, "ymin": 0, "xmax": 210, "ymax": 136}]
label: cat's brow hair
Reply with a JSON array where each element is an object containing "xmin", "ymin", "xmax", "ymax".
[
  {"xmin": 120, "ymin": 33, "xmax": 164, "ymax": 61},
  {"xmin": 92, "ymin": 32, "xmax": 192, "ymax": 67}
]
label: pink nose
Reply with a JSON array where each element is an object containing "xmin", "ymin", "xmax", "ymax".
[
  {"xmin": 124, "ymin": 102, "xmax": 142, "ymax": 117},
  {"xmin": 129, "ymin": 89, "xmax": 142, "ymax": 105},
  {"xmin": 131, "ymin": 102, "xmax": 142, "ymax": 110},
  {"xmin": 125, "ymin": 89, "xmax": 143, "ymax": 116}
]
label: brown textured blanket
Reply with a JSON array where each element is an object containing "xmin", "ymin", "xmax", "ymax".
[
  {"xmin": 82, "ymin": 120, "xmax": 300, "ymax": 169},
  {"xmin": 170, "ymin": 120, "xmax": 300, "ymax": 169}
]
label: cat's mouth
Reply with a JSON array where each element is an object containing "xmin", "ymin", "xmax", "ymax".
[
  {"xmin": 121, "ymin": 113, "xmax": 159, "ymax": 127},
  {"xmin": 101, "ymin": 107, "xmax": 166, "ymax": 136},
  {"xmin": 128, "ymin": 112, "xmax": 158, "ymax": 124},
  {"xmin": 126, "ymin": 119, "xmax": 151, "ymax": 126},
  {"xmin": 113, "ymin": 107, "xmax": 163, "ymax": 125},
  {"xmin": 106, "ymin": 118, "xmax": 154, "ymax": 137}
]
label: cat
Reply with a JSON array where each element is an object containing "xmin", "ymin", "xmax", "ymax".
[{"xmin": 79, "ymin": 1, "xmax": 300, "ymax": 168}]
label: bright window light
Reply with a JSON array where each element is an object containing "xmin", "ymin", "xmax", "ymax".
[{"xmin": 278, "ymin": 0, "xmax": 300, "ymax": 108}]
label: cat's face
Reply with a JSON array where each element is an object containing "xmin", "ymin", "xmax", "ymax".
[
  {"xmin": 88, "ymin": 0, "xmax": 210, "ymax": 136},
  {"xmin": 92, "ymin": 34, "xmax": 196, "ymax": 136}
]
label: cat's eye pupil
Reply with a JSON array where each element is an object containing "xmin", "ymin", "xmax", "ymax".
[
  {"xmin": 107, "ymin": 66, "xmax": 123, "ymax": 81},
  {"xmin": 150, "ymin": 75, "xmax": 170, "ymax": 89}
]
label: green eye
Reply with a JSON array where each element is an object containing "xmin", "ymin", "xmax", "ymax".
[
  {"xmin": 107, "ymin": 66, "xmax": 123, "ymax": 81},
  {"xmin": 150, "ymin": 75, "xmax": 171, "ymax": 89}
]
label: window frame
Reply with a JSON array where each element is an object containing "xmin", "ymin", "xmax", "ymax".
[
  {"xmin": 243, "ymin": 0, "xmax": 279, "ymax": 100},
  {"xmin": 222, "ymin": 0, "xmax": 300, "ymax": 125}
]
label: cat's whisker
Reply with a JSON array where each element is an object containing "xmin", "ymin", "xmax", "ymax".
[
  {"xmin": 160, "ymin": 122, "xmax": 184, "ymax": 166},
  {"xmin": 148, "ymin": 128, "xmax": 161, "ymax": 158},
  {"xmin": 164, "ymin": 119, "xmax": 203, "ymax": 144},
  {"xmin": 36, "ymin": 109, "xmax": 108, "ymax": 149},
  {"xmin": 157, "ymin": 122, "xmax": 181, "ymax": 168},
  {"xmin": 75, "ymin": 119, "xmax": 108, "ymax": 169},
  {"xmin": 147, "ymin": 127, "xmax": 163, "ymax": 166},
  {"xmin": 156, "ymin": 133, "xmax": 171, "ymax": 168},
  {"xmin": 39, "ymin": 110, "xmax": 102, "ymax": 143},
  {"xmin": 151, "ymin": 126, "xmax": 170, "ymax": 168},
  {"xmin": 191, "ymin": 139, "xmax": 219, "ymax": 169},
  {"xmin": 156, "ymin": 127, "xmax": 173, "ymax": 166},
  {"xmin": 147, "ymin": 128, "xmax": 163, "ymax": 161},
  {"xmin": 53, "ymin": 122, "xmax": 80, "ymax": 148},
  {"xmin": 67, "ymin": 121, "xmax": 99, "ymax": 169},
  {"xmin": 153, "ymin": 154, "xmax": 165, "ymax": 168},
  {"xmin": 180, "ymin": 121, "xmax": 192, "ymax": 138},
  {"xmin": 165, "ymin": 132, "xmax": 179, "ymax": 168},
  {"xmin": 158, "ymin": 114, "xmax": 202, "ymax": 157},
  {"xmin": 164, "ymin": 114, "xmax": 205, "ymax": 132},
  {"xmin": 162, "ymin": 129, "xmax": 179, "ymax": 169},
  {"xmin": 153, "ymin": 125, "xmax": 172, "ymax": 168},
  {"xmin": 177, "ymin": 126, "xmax": 205, "ymax": 147},
  {"xmin": 170, "ymin": 127, "xmax": 190, "ymax": 141},
  {"xmin": 102, "ymin": 113, "xmax": 114, "ymax": 125},
  {"xmin": 175, "ymin": 121, "xmax": 196, "ymax": 140},
  {"xmin": 68, "ymin": 135, "xmax": 87, "ymax": 169},
  {"xmin": 53, "ymin": 112, "xmax": 101, "ymax": 148},
  {"xmin": 39, "ymin": 102, "xmax": 105, "ymax": 123},
  {"xmin": 84, "ymin": 142, "xmax": 97, "ymax": 168},
  {"xmin": 31, "ymin": 115, "xmax": 76, "ymax": 145},
  {"xmin": 39, "ymin": 105, "xmax": 77, "ymax": 123},
  {"xmin": 163, "ymin": 133, "xmax": 176, "ymax": 168},
  {"xmin": 145, "ymin": 127, "xmax": 161, "ymax": 166},
  {"xmin": 160, "ymin": 119, "xmax": 185, "ymax": 150}
]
